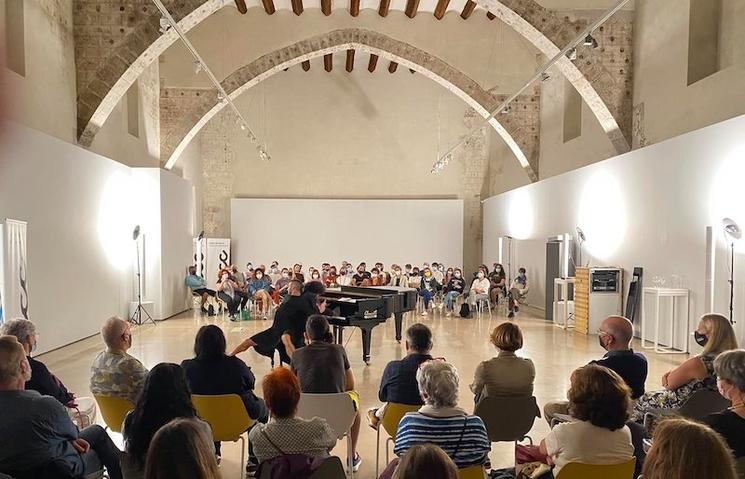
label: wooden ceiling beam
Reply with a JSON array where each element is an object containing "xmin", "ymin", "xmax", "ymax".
[
  {"xmin": 324, "ymin": 54, "xmax": 333, "ymax": 72},
  {"xmin": 368, "ymin": 54, "xmax": 379, "ymax": 72},
  {"xmin": 350, "ymin": 0, "xmax": 360, "ymax": 16},
  {"xmin": 260, "ymin": 0, "xmax": 275, "ymax": 14},
  {"xmin": 346, "ymin": 50, "xmax": 355, "ymax": 72},
  {"xmin": 486, "ymin": 11, "xmax": 496, "ymax": 20},
  {"xmin": 433, "ymin": 0, "xmax": 449, "ymax": 19},
  {"xmin": 234, "ymin": 0, "xmax": 248, "ymax": 13},
  {"xmin": 388, "ymin": 61, "xmax": 398, "ymax": 73},
  {"xmin": 291, "ymin": 0, "xmax": 304, "ymax": 15},
  {"xmin": 460, "ymin": 0, "xmax": 476, "ymax": 19},
  {"xmin": 321, "ymin": 0, "xmax": 331, "ymax": 15},
  {"xmin": 301, "ymin": 60, "xmax": 311, "ymax": 71},
  {"xmin": 378, "ymin": 0, "xmax": 391, "ymax": 16},
  {"xmin": 404, "ymin": 0, "xmax": 420, "ymax": 18}
]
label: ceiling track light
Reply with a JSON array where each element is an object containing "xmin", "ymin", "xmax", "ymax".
[
  {"xmin": 151, "ymin": 0, "xmax": 270, "ymax": 164},
  {"xmin": 430, "ymin": 0, "xmax": 631, "ymax": 174}
]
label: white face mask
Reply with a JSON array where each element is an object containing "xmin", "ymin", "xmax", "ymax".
[
  {"xmin": 222, "ymin": 274, "xmax": 229, "ymax": 281},
  {"xmin": 477, "ymin": 273, "xmax": 485, "ymax": 279},
  {"xmin": 256, "ymin": 274, "xmax": 263, "ymax": 279},
  {"xmin": 455, "ymin": 272, "xmax": 461, "ymax": 278},
  {"xmin": 717, "ymin": 380, "xmax": 733, "ymax": 400},
  {"xmin": 282, "ymin": 272, "xmax": 289, "ymax": 278}
]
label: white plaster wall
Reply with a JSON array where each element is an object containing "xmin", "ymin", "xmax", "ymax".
[
  {"xmin": 231, "ymin": 198, "xmax": 464, "ymax": 268},
  {"xmin": 483, "ymin": 114, "xmax": 745, "ymax": 349},
  {"xmin": 172, "ymin": 136, "xmax": 204, "ymax": 234}
]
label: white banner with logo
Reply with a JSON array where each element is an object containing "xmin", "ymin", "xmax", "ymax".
[
  {"xmin": 205, "ymin": 238, "xmax": 231, "ymax": 283},
  {"xmin": 1, "ymin": 219, "xmax": 29, "ymax": 323}
]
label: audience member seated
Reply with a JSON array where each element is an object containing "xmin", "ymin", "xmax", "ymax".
[
  {"xmin": 337, "ymin": 266, "xmax": 353, "ymax": 286},
  {"xmin": 371, "ymin": 268, "xmax": 383, "ymax": 286},
  {"xmin": 367, "ymin": 324, "xmax": 434, "ymax": 429},
  {"xmin": 323, "ymin": 265, "xmax": 338, "ymax": 287},
  {"xmin": 291, "ymin": 263, "xmax": 305, "ymax": 283},
  {"xmin": 392, "ymin": 444, "xmax": 458, "ymax": 479},
  {"xmin": 443, "ymin": 267, "xmax": 454, "ymax": 287},
  {"xmin": 248, "ymin": 367, "xmax": 336, "ymax": 464},
  {"xmin": 230, "ymin": 265, "xmax": 251, "ymax": 310},
  {"xmin": 291, "ymin": 315, "xmax": 363, "ymax": 471},
  {"xmin": 216, "ymin": 269, "xmax": 243, "ymax": 321},
  {"xmin": 408, "ymin": 267, "xmax": 421, "ymax": 288},
  {"xmin": 631, "ymin": 313, "xmax": 738, "ymax": 423},
  {"xmin": 444, "ymin": 269, "xmax": 466, "ymax": 316},
  {"xmin": 185, "ymin": 266, "xmax": 217, "ymax": 315},
  {"xmin": 309, "ymin": 269, "xmax": 322, "ymax": 283},
  {"xmin": 418, "ymin": 267, "xmax": 439, "ymax": 316},
  {"xmin": 122, "ymin": 363, "xmax": 201, "ymax": 479},
  {"xmin": 271, "ymin": 268, "xmax": 291, "ymax": 304},
  {"xmin": 143, "ymin": 418, "xmax": 220, "ymax": 479},
  {"xmin": 431, "ymin": 263, "xmax": 444, "ymax": 285},
  {"xmin": 488, "ymin": 263, "xmax": 507, "ymax": 305},
  {"xmin": 352, "ymin": 264, "xmax": 372, "ymax": 286},
  {"xmin": 0, "ymin": 335, "xmax": 122, "ymax": 479},
  {"xmin": 473, "ymin": 264, "xmax": 489, "ymax": 279},
  {"xmin": 471, "ymin": 323, "xmax": 535, "ymax": 401},
  {"xmin": 469, "ymin": 271, "xmax": 490, "ymax": 309},
  {"xmin": 232, "ymin": 280, "xmax": 322, "ymax": 364},
  {"xmin": 181, "ymin": 325, "xmax": 268, "ymax": 473},
  {"xmin": 507, "ymin": 267, "xmax": 529, "ymax": 318},
  {"xmin": 1, "ymin": 318, "xmax": 97, "ymax": 427},
  {"xmin": 545, "ymin": 315, "xmax": 647, "ymax": 425},
  {"xmin": 640, "ymin": 418, "xmax": 739, "ymax": 479},
  {"xmin": 248, "ymin": 268, "xmax": 273, "ymax": 320},
  {"xmin": 390, "ymin": 266, "xmax": 408, "ymax": 288},
  {"xmin": 538, "ymin": 364, "xmax": 634, "ymax": 477},
  {"xmin": 702, "ymin": 349, "xmax": 745, "ymax": 458},
  {"xmin": 90, "ymin": 316, "xmax": 149, "ymax": 404},
  {"xmin": 394, "ymin": 360, "xmax": 490, "ymax": 469}
]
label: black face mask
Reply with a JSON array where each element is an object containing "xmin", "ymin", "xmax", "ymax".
[
  {"xmin": 694, "ymin": 331, "xmax": 708, "ymax": 347},
  {"xmin": 598, "ymin": 335, "xmax": 608, "ymax": 351}
]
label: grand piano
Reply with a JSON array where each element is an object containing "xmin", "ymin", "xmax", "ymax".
[{"xmin": 320, "ymin": 285, "xmax": 417, "ymax": 364}]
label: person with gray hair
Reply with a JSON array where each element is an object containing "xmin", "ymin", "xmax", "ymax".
[
  {"xmin": 1, "ymin": 318, "xmax": 96, "ymax": 427},
  {"xmin": 0, "ymin": 335, "xmax": 122, "ymax": 478},
  {"xmin": 703, "ymin": 348, "xmax": 745, "ymax": 458},
  {"xmin": 392, "ymin": 360, "xmax": 490, "ymax": 469},
  {"xmin": 90, "ymin": 317, "xmax": 148, "ymax": 403}
]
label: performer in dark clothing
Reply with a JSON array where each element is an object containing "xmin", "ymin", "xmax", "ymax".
[{"xmin": 230, "ymin": 280, "xmax": 325, "ymax": 364}]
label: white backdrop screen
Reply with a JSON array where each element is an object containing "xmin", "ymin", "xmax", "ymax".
[{"xmin": 231, "ymin": 198, "xmax": 463, "ymax": 268}]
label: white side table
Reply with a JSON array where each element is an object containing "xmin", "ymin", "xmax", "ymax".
[
  {"xmin": 641, "ymin": 287, "xmax": 690, "ymax": 354},
  {"xmin": 554, "ymin": 277, "xmax": 575, "ymax": 330}
]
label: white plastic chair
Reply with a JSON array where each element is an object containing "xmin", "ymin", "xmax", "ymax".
[{"xmin": 297, "ymin": 393, "xmax": 358, "ymax": 477}]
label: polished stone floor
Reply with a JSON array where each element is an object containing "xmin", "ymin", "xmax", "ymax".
[{"xmin": 40, "ymin": 306, "xmax": 681, "ymax": 479}]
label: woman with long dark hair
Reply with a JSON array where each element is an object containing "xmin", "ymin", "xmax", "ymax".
[{"xmin": 122, "ymin": 363, "xmax": 199, "ymax": 479}]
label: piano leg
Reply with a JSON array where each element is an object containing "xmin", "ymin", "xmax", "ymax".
[
  {"xmin": 394, "ymin": 312, "xmax": 403, "ymax": 342},
  {"xmin": 333, "ymin": 325, "xmax": 344, "ymax": 344},
  {"xmin": 360, "ymin": 325, "xmax": 373, "ymax": 365}
]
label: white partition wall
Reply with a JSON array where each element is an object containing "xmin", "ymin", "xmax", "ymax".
[
  {"xmin": 231, "ymin": 198, "xmax": 464, "ymax": 268},
  {"xmin": 483, "ymin": 114, "xmax": 745, "ymax": 349}
]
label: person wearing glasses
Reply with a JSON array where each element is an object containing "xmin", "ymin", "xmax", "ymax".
[{"xmin": 544, "ymin": 316, "xmax": 647, "ymax": 425}]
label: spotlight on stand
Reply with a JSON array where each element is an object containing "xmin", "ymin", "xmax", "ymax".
[
  {"xmin": 576, "ymin": 226, "xmax": 587, "ymax": 267},
  {"xmin": 130, "ymin": 225, "xmax": 156, "ymax": 327},
  {"xmin": 723, "ymin": 217, "xmax": 741, "ymax": 324}
]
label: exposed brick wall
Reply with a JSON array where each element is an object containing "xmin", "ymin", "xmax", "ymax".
[{"xmin": 200, "ymin": 109, "xmax": 235, "ymax": 237}]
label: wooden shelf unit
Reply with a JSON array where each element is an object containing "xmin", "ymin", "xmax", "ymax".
[{"xmin": 574, "ymin": 267, "xmax": 590, "ymax": 334}]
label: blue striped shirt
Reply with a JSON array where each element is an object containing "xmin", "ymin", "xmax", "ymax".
[{"xmin": 394, "ymin": 412, "xmax": 491, "ymax": 468}]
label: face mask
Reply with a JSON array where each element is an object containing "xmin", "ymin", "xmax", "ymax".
[
  {"xmin": 347, "ymin": 270, "xmax": 354, "ymax": 276},
  {"xmin": 598, "ymin": 335, "xmax": 608, "ymax": 351},
  {"xmin": 425, "ymin": 272, "xmax": 432, "ymax": 278},
  {"xmin": 282, "ymin": 273, "xmax": 289, "ymax": 278},
  {"xmin": 372, "ymin": 273, "xmax": 379, "ymax": 277},
  {"xmin": 247, "ymin": 264, "xmax": 252, "ymax": 269},
  {"xmin": 454, "ymin": 272, "xmax": 461, "ymax": 278},
  {"xmin": 312, "ymin": 274, "xmax": 320, "ymax": 279},
  {"xmin": 31, "ymin": 342, "xmax": 38, "ymax": 354},
  {"xmin": 395, "ymin": 270, "xmax": 402, "ymax": 276},
  {"xmin": 256, "ymin": 274, "xmax": 263, "ymax": 279},
  {"xmin": 406, "ymin": 268, "xmax": 411, "ymax": 273},
  {"xmin": 222, "ymin": 274, "xmax": 229, "ymax": 281},
  {"xmin": 694, "ymin": 331, "xmax": 708, "ymax": 347},
  {"xmin": 477, "ymin": 273, "xmax": 484, "ymax": 279}
]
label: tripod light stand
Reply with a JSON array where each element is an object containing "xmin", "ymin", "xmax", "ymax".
[
  {"xmin": 722, "ymin": 217, "xmax": 741, "ymax": 325},
  {"xmin": 130, "ymin": 225, "xmax": 156, "ymax": 326}
]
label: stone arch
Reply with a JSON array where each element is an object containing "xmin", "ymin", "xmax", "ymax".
[{"xmin": 161, "ymin": 28, "xmax": 540, "ymax": 180}]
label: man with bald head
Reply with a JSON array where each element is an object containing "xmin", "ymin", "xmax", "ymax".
[{"xmin": 544, "ymin": 315, "xmax": 648, "ymax": 424}]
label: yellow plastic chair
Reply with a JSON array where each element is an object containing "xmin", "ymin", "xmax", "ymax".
[
  {"xmin": 555, "ymin": 458, "xmax": 636, "ymax": 479},
  {"xmin": 458, "ymin": 465, "xmax": 486, "ymax": 479},
  {"xmin": 93, "ymin": 394, "xmax": 135, "ymax": 433},
  {"xmin": 192, "ymin": 394, "xmax": 256, "ymax": 476},
  {"xmin": 375, "ymin": 403, "xmax": 421, "ymax": 477}
]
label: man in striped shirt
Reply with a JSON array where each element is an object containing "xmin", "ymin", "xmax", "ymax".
[{"xmin": 394, "ymin": 360, "xmax": 490, "ymax": 469}]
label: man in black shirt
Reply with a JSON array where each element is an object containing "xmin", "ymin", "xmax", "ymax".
[
  {"xmin": 352, "ymin": 263, "xmax": 372, "ymax": 286},
  {"xmin": 367, "ymin": 323, "xmax": 434, "ymax": 429},
  {"xmin": 544, "ymin": 315, "xmax": 648, "ymax": 424},
  {"xmin": 230, "ymin": 280, "xmax": 322, "ymax": 364}
]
